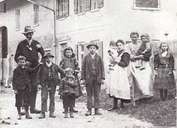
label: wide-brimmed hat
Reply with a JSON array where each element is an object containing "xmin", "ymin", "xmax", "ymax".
[
  {"xmin": 22, "ymin": 26, "xmax": 35, "ymax": 34},
  {"xmin": 43, "ymin": 53, "xmax": 54, "ymax": 59},
  {"xmin": 17, "ymin": 55, "xmax": 26, "ymax": 61},
  {"xmin": 86, "ymin": 41, "xmax": 99, "ymax": 49}
]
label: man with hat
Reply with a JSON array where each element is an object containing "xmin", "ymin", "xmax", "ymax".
[
  {"xmin": 37, "ymin": 53, "xmax": 64, "ymax": 119},
  {"xmin": 81, "ymin": 41, "xmax": 105, "ymax": 116},
  {"xmin": 15, "ymin": 26, "xmax": 45, "ymax": 114}
]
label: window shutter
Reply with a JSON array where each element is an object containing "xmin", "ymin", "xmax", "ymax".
[
  {"xmin": 98, "ymin": 0, "xmax": 104, "ymax": 8},
  {"xmin": 74, "ymin": 0, "xmax": 78, "ymax": 14}
]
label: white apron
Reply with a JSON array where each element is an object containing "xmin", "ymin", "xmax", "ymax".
[{"xmin": 107, "ymin": 52, "xmax": 131, "ymax": 100}]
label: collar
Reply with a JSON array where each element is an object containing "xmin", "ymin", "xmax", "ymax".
[
  {"xmin": 46, "ymin": 62, "xmax": 52, "ymax": 67},
  {"xmin": 89, "ymin": 53, "xmax": 96, "ymax": 58},
  {"xmin": 26, "ymin": 39, "xmax": 33, "ymax": 46}
]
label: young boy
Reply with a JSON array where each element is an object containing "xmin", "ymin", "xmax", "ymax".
[
  {"xmin": 38, "ymin": 53, "xmax": 64, "ymax": 119},
  {"xmin": 12, "ymin": 56, "xmax": 32, "ymax": 120},
  {"xmin": 81, "ymin": 41, "xmax": 105, "ymax": 116},
  {"xmin": 59, "ymin": 68, "xmax": 78, "ymax": 118}
]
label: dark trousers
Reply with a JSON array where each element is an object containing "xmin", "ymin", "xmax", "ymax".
[
  {"xmin": 63, "ymin": 94, "xmax": 75, "ymax": 113},
  {"xmin": 41, "ymin": 85, "xmax": 56, "ymax": 113},
  {"xmin": 86, "ymin": 79, "xmax": 101, "ymax": 109},
  {"xmin": 15, "ymin": 88, "xmax": 30, "ymax": 107},
  {"xmin": 29, "ymin": 70, "xmax": 38, "ymax": 110}
]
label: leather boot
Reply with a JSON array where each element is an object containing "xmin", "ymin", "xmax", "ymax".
[
  {"xmin": 39, "ymin": 112, "xmax": 45, "ymax": 119},
  {"xmin": 25, "ymin": 107, "xmax": 32, "ymax": 119},
  {"xmin": 108, "ymin": 98, "xmax": 118, "ymax": 111},
  {"xmin": 95, "ymin": 108, "xmax": 102, "ymax": 115},
  {"xmin": 85, "ymin": 109, "xmax": 92, "ymax": 116},
  {"xmin": 49, "ymin": 112, "xmax": 56, "ymax": 118},
  {"xmin": 17, "ymin": 107, "xmax": 22, "ymax": 120}
]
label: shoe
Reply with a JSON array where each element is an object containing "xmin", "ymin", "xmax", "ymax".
[
  {"xmin": 18, "ymin": 114, "xmax": 22, "ymax": 120},
  {"xmin": 85, "ymin": 110, "xmax": 92, "ymax": 116},
  {"xmin": 30, "ymin": 109, "xmax": 41, "ymax": 114},
  {"xmin": 107, "ymin": 107, "xmax": 117, "ymax": 111},
  {"xmin": 70, "ymin": 112, "xmax": 74, "ymax": 118},
  {"xmin": 73, "ymin": 109, "xmax": 78, "ymax": 113},
  {"xmin": 64, "ymin": 113, "xmax": 68, "ymax": 118},
  {"xmin": 25, "ymin": 112, "xmax": 32, "ymax": 119},
  {"xmin": 20, "ymin": 111, "xmax": 26, "ymax": 115},
  {"xmin": 49, "ymin": 112, "xmax": 56, "ymax": 118},
  {"xmin": 39, "ymin": 112, "xmax": 45, "ymax": 119},
  {"xmin": 95, "ymin": 109, "xmax": 102, "ymax": 115}
]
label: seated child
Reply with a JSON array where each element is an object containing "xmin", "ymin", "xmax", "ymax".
[{"xmin": 59, "ymin": 68, "xmax": 78, "ymax": 118}]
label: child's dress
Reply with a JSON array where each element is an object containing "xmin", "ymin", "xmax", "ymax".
[{"xmin": 154, "ymin": 51, "xmax": 176, "ymax": 95}]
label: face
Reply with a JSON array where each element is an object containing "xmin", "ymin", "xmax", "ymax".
[
  {"xmin": 161, "ymin": 43, "xmax": 168, "ymax": 51},
  {"xmin": 89, "ymin": 46, "xmax": 97, "ymax": 54},
  {"xmin": 130, "ymin": 34, "xmax": 138, "ymax": 43},
  {"xmin": 45, "ymin": 57, "xmax": 53, "ymax": 63},
  {"xmin": 18, "ymin": 59, "xmax": 26, "ymax": 67},
  {"xmin": 117, "ymin": 42, "xmax": 124, "ymax": 52},
  {"xmin": 25, "ymin": 32, "xmax": 33, "ymax": 40},
  {"xmin": 110, "ymin": 44, "xmax": 117, "ymax": 50},
  {"xmin": 65, "ymin": 49, "xmax": 73, "ymax": 58},
  {"xmin": 141, "ymin": 36, "xmax": 149, "ymax": 43}
]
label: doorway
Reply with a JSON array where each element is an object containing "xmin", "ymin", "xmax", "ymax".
[{"xmin": 0, "ymin": 26, "xmax": 8, "ymax": 86}]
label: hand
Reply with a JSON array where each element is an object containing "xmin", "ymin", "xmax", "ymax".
[
  {"xmin": 14, "ymin": 90, "xmax": 18, "ymax": 94},
  {"xmin": 80, "ymin": 80, "xmax": 86, "ymax": 85},
  {"xmin": 101, "ymin": 79, "xmax": 104, "ymax": 85},
  {"xmin": 38, "ymin": 84, "xmax": 42, "ymax": 90},
  {"xmin": 36, "ymin": 44, "xmax": 42, "ymax": 49}
]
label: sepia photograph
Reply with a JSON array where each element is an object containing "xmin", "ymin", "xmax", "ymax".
[{"xmin": 0, "ymin": 0, "xmax": 177, "ymax": 128}]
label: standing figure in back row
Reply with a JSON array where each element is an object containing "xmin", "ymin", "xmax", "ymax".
[
  {"xmin": 81, "ymin": 41, "xmax": 105, "ymax": 116},
  {"xmin": 15, "ymin": 26, "xmax": 44, "ymax": 114}
]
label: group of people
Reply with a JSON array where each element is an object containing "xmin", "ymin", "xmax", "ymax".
[
  {"xmin": 12, "ymin": 26, "xmax": 105, "ymax": 120},
  {"xmin": 12, "ymin": 25, "xmax": 176, "ymax": 120},
  {"xmin": 106, "ymin": 32, "xmax": 176, "ymax": 110}
]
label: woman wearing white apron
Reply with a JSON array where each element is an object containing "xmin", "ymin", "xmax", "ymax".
[
  {"xmin": 126, "ymin": 32, "xmax": 153, "ymax": 106},
  {"xmin": 107, "ymin": 40, "xmax": 131, "ymax": 111}
]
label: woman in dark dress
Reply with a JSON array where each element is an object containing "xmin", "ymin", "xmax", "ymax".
[{"xmin": 154, "ymin": 42, "xmax": 176, "ymax": 100}]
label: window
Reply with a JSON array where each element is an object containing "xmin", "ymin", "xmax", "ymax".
[
  {"xmin": 74, "ymin": 0, "xmax": 104, "ymax": 14},
  {"xmin": 133, "ymin": 0, "xmax": 160, "ymax": 10},
  {"xmin": 15, "ymin": 9, "xmax": 20, "ymax": 31},
  {"xmin": 56, "ymin": 0, "xmax": 69, "ymax": 19},
  {"xmin": 0, "ymin": 2, "xmax": 6, "ymax": 13},
  {"xmin": 33, "ymin": 5, "xmax": 39, "ymax": 25}
]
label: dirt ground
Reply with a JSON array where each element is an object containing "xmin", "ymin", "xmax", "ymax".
[{"xmin": 0, "ymin": 88, "xmax": 175, "ymax": 128}]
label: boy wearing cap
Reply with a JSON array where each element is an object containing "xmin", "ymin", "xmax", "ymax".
[
  {"xmin": 81, "ymin": 42, "xmax": 105, "ymax": 116},
  {"xmin": 12, "ymin": 56, "xmax": 32, "ymax": 120},
  {"xmin": 38, "ymin": 53, "xmax": 64, "ymax": 119},
  {"xmin": 59, "ymin": 68, "xmax": 79, "ymax": 118}
]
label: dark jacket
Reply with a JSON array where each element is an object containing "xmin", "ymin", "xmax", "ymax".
[
  {"xmin": 81, "ymin": 53, "xmax": 105, "ymax": 85},
  {"xmin": 59, "ymin": 77, "xmax": 78, "ymax": 96},
  {"xmin": 154, "ymin": 52, "xmax": 174, "ymax": 70},
  {"xmin": 15, "ymin": 39, "xmax": 45, "ymax": 68},
  {"xmin": 12, "ymin": 66, "xmax": 31, "ymax": 90},
  {"xmin": 117, "ymin": 51, "xmax": 130, "ymax": 68},
  {"xmin": 37, "ymin": 62, "xmax": 64, "ymax": 86},
  {"xmin": 59, "ymin": 55, "xmax": 79, "ymax": 78}
]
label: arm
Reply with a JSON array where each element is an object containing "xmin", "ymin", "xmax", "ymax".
[
  {"xmin": 14, "ymin": 43, "xmax": 22, "ymax": 63},
  {"xmin": 99, "ymin": 56, "xmax": 105, "ymax": 80},
  {"xmin": 81, "ymin": 57, "xmax": 86, "ymax": 80},
  {"xmin": 118, "ymin": 53, "xmax": 130, "ymax": 67},
  {"xmin": 169, "ymin": 53, "xmax": 175, "ymax": 70},
  {"xmin": 37, "ymin": 43, "xmax": 45, "ymax": 57},
  {"xmin": 142, "ymin": 49, "xmax": 152, "ymax": 61},
  {"xmin": 57, "ymin": 65, "xmax": 65, "ymax": 77},
  {"xmin": 12, "ymin": 69, "xmax": 18, "ymax": 90},
  {"xmin": 154, "ymin": 54, "xmax": 159, "ymax": 70}
]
